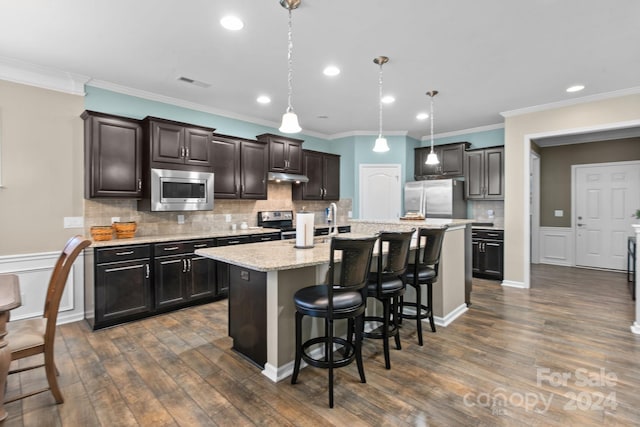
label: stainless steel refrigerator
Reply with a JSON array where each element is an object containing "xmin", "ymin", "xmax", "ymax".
[{"xmin": 404, "ymin": 179, "xmax": 467, "ymax": 218}]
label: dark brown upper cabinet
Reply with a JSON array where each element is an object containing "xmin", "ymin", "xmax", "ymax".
[
  {"xmin": 211, "ymin": 134, "xmax": 268, "ymax": 199},
  {"xmin": 415, "ymin": 142, "xmax": 469, "ymax": 179},
  {"xmin": 256, "ymin": 133, "xmax": 304, "ymax": 174},
  {"xmin": 464, "ymin": 146, "xmax": 504, "ymax": 200},
  {"xmin": 293, "ymin": 150, "xmax": 340, "ymax": 200},
  {"xmin": 143, "ymin": 117, "xmax": 215, "ymax": 171},
  {"xmin": 82, "ymin": 110, "xmax": 143, "ymax": 199}
]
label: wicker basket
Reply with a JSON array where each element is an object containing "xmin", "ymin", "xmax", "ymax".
[
  {"xmin": 113, "ymin": 221, "xmax": 137, "ymax": 239},
  {"xmin": 90, "ymin": 226, "xmax": 113, "ymax": 241}
]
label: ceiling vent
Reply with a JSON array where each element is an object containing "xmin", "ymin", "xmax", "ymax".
[{"xmin": 177, "ymin": 76, "xmax": 211, "ymax": 88}]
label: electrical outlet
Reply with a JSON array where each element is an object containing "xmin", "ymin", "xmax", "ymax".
[
  {"xmin": 111, "ymin": 217, "xmax": 120, "ymax": 223},
  {"xmin": 554, "ymin": 210, "xmax": 564, "ymax": 217},
  {"xmin": 225, "ymin": 214, "xmax": 232, "ymax": 222},
  {"xmin": 348, "ymin": 211, "xmax": 352, "ymax": 218},
  {"xmin": 177, "ymin": 214, "xmax": 185, "ymax": 225},
  {"xmin": 63, "ymin": 216, "xmax": 84, "ymax": 228}
]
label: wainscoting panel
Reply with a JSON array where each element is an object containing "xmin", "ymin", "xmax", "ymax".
[
  {"xmin": 539, "ymin": 227, "xmax": 574, "ymax": 266},
  {"xmin": 0, "ymin": 250, "xmax": 85, "ymax": 324}
]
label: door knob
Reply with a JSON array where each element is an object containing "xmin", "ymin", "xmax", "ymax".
[{"xmin": 577, "ymin": 223, "xmax": 585, "ymax": 226}]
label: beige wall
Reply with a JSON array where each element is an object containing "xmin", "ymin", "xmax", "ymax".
[
  {"xmin": 0, "ymin": 80, "xmax": 85, "ymax": 255},
  {"xmin": 504, "ymin": 93, "xmax": 640, "ymax": 286},
  {"xmin": 540, "ymin": 138, "xmax": 640, "ymax": 227}
]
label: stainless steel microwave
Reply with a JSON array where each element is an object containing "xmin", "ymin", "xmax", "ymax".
[{"xmin": 149, "ymin": 168, "xmax": 214, "ymax": 211}]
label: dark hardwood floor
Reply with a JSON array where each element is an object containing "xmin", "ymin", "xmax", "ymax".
[{"xmin": 4, "ymin": 264, "xmax": 639, "ymax": 426}]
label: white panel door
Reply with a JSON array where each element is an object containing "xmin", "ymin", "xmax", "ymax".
[
  {"xmin": 575, "ymin": 162, "xmax": 640, "ymax": 270},
  {"xmin": 359, "ymin": 164, "xmax": 401, "ymax": 220}
]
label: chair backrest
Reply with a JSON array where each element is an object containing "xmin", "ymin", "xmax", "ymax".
[
  {"xmin": 373, "ymin": 229, "xmax": 415, "ymax": 287},
  {"xmin": 413, "ymin": 227, "xmax": 447, "ymax": 273},
  {"xmin": 43, "ymin": 235, "xmax": 91, "ymax": 338},
  {"xmin": 328, "ymin": 236, "xmax": 377, "ymax": 294}
]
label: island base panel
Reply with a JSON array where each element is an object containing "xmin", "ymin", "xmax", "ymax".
[{"xmin": 228, "ymin": 265, "xmax": 267, "ymax": 368}]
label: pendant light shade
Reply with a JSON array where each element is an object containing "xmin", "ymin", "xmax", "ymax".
[
  {"xmin": 373, "ymin": 56, "xmax": 390, "ymax": 153},
  {"xmin": 425, "ymin": 90, "xmax": 440, "ymax": 165},
  {"xmin": 279, "ymin": 0, "xmax": 301, "ymax": 134}
]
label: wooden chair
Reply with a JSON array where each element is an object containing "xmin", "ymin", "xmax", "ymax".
[
  {"xmin": 291, "ymin": 236, "xmax": 377, "ymax": 408},
  {"xmin": 5, "ymin": 235, "xmax": 91, "ymax": 404},
  {"xmin": 401, "ymin": 227, "xmax": 447, "ymax": 346},
  {"xmin": 364, "ymin": 230, "xmax": 414, "ymax": 369}
]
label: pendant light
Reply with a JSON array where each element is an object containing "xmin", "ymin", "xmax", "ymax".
[
  {"xmin": 278, "ymin": 0, "xmax": 302, "ymax": 134},
  {"xmin": 425, "ymin": 90, "xmax": 440, "ymax": 165},
  {"xmin": 372, "ymin": 56, "xmax": 390, "ymax": 153}
]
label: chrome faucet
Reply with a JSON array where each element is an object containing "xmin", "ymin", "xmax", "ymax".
[{"xmin": 328, "ymin": 202, "xmax": 338, "ymax": 236}]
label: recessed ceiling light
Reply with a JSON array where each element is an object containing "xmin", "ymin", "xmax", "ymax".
[
  {"xmin": 323, "ymin": 66, "xmax": 340, "ymax": 77},
  {"xmin": 416, "ymin": 112, "xmax": 429, "ymax": 120},
  {"xmin": 566, "ymin": 84, "xmax": 585, "ymax": 93},
  {"xmin": 220, "ymin": 15, "xmax": 244, "ymax": 31},
  {"xmin": 257, "ymin": 95, "xmax": 271, "ymax": 104},
  {"xmin": 381, "ymin": 95, "xmax": 395, "ymax": 104}
]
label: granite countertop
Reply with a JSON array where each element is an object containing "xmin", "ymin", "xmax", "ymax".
[
  {"xmin": 195, "ymin": 232, "xmax": 375, "ymax": 272},
  {"xmin": 89, "ymin": 223, "xmax": 353, "ymax": 247},
  {"xmin": 350, "ymin": 218, "xmax": 474, "ymax": 229}
]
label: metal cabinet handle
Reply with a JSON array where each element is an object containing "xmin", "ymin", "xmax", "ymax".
[
  {"xmin": 487, "ymin": 233, "xmax": 501, "ymax": 237},
  {"xmin": 193, "ymin": 244, "xmax": 207, "ymax": 248},
  {"xmin": 182, "ymin": 259, "xmax": 187, "ymax": 273},
  {"xmin": 163, "ymin": 246, "xmax": 180, "ymax": 251},
  {"xmin": 185, "ymin": 147, "xmax": 189, "ymax": 158},
  {"xmin": 187, "ymin": 258, "xmax": 192, "ymax": 272},
  {"xmin": 228, "ymin": 240, "xmax": 240, "ymax": 245},
  {"xmin": 145, "ymin": 264, "xmax": 150, "ymax": 279},
  {"xmin": 137, "ymin": 179, "xmax": 142, "ymax": 191},
  {"xmin": 260, "ymin": 237, "xmax": 271, "ymax": 241},
  {"xmin": 180, "ymin": 146, "xmax": 185, "ymax": 158},
  {"xmin": 116, "ymin": 251, "xmax": 134, "ymax": 256},
  {"xmin": 320, "ymin": 188, "xmax": 323, "ymax": 197}
]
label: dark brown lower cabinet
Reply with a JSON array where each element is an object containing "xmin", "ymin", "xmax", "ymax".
[
  {"xmin": 228, "ymin": 265, "xmax": 266, "ymax": 368},
  {"xmin": 85, "ymin": 244, "xmax": 153, "ymax": 330},
  {"xmin": 472, "ymin": 229, "xmax": 504, "ymax": 280}
]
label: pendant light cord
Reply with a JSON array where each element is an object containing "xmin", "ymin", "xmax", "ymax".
[
  {"xmin": 378, "ymin": 62, "xmax": 383, "ymax": 138},
  {"xmin": 286, "ymin": 8, "xmax": 294, "ymax": 113},
  {"xmin": 430, "ymin": 95, "xmax": 435, "ymax": 153}
]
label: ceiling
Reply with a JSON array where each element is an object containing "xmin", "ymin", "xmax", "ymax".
[{"xmin": 1, "ymin": 0, "xmax": 639, "ymax": 140}]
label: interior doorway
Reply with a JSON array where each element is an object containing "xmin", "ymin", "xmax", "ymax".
[
  {"xmin": 359, "ymin": 164, "xmax": 401, "ymax": 220},
  {"xmin": 574, "ymin": 161, "xmax": 640, "ymax": 270}
]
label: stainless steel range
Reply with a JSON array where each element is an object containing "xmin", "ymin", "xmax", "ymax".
[{"xmin": 257, "ymin": 210, "xmax": 296, "ymax": 240}]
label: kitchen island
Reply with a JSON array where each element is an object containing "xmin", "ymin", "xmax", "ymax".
[{"xmin": 195, "ymin": 218, "xmax": 472, "ymax": 382}]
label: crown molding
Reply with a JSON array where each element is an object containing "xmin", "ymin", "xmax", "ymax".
[
  {"xmin": 0, "ymin": 56, "xmax": 89, "ymax": 96},
  {"xmin": 500, "ymin": 86, "xmax": 640, "ymax": 118},
  {"xmin": 419, "ymin": 123, "xmax": 504, "ymax": 141}
]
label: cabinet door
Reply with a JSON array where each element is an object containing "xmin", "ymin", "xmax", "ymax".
[
  {"xmin": 184, "ymin": 127, "xmax": 212, "ymax": 167},
  {"xmin": 483, "ymin": 241, "xmax": 504, "ymax": 278},
  {"xmin": 440, "ymin": 144, "xmax": 464, "ymax": 176},
  {"xmin": 286, "ymin": 141, "xmax": 303, "ymax": 173},
  {"xmin": 155, "ymin": 255, "xmax": 188, "ymax": 309},
  {"xmin": 268, "ymin": 138, "xmax": 288, "ymax": 172},
  {"xmin": 95, "ymin": 260, "xmax": 152, "ymax": 325},
  {"xmin": 472, "ymin": 240, "xmax": 481, "ymax": 275},
  {"xmin": 322, "ymin": 153, "xmax": 341, "ymax": 200},
  {"xmin": 300, "ymin": 151, "xmax": 324, "ymax": 200},
  {"xmin": 188, "ymin": 255, "xmax": 217, "ymax": 299},
  {"xmin": 84, "ymin": 112, "xmax": 143, "ymax": 198},
  {"xmin": 212, "ymin": 137, "xmax": 241, "ymax": 198},
  {"xmin": 240, "ymin": 141, "xmax": 268, "ymax": 199},
  {"xmin": 465, "ymin": 151, "xmax": 485, "ymax": 199},
  {"xmin": 484, "ymin": 147, "xmax": 504, "ymax": 199},
  {"xmin": 151, "ymin": 120, "xmax": 185, "ymax": 164},
  {"xmin": 414, "ymin": 147, "xmax": 430, "ymax": 178}
]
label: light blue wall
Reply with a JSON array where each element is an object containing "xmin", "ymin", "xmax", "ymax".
[
  {"xmin": 419, "ymin": 127, "xmax": 504, "ymax": 150},
  {"xmin": 84, "ymin": 86, "xmax": 504, "ymax": 217}
]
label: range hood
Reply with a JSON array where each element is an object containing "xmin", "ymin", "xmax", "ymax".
[{"xmin": 268, "ymin": 171, "xmax": 309, "ymax": 183}]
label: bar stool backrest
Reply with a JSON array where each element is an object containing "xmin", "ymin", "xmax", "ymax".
[{"xmin": 414, "ymin": 227, "xmax": 447, "ymax": 275}]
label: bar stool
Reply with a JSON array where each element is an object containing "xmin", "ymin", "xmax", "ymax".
[
  {"xmin": 401, "ymin": 227, "xmax": 447, "ymax": 346},
  {"xmin": 291, "ymin": 236, "xmax": 377, "ymax": 408},
  {"xmin": 364, "ymin": 230, "xmax": 414, "ymax": 369}
]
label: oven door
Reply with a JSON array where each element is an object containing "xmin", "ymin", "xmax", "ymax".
[{"xmin": 281, "ymin": 230, "xmax": 296, "ymax": 240}]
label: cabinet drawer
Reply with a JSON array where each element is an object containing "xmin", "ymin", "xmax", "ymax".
[
  {"xmin": 217, "ymin": 235, "xmax": 252, "ymax": 246},
  {"xmin": 96, "ymin": 245, "xmax": 150, "ymax": 264},
  {"xmin": 338, "ymin": 226, "xmax": 351, "ymax": 233},
  {"xmin": 251, "ymin": 233, "xmax": 281, "ymax": 243},
  {"xmin": 472, "ymin": 230, "xmax": 503, "ymax": 241},
  {"xmin": 186, "ymin": 239, "xmax": 216, "ymax": 252},
  {"xmin": 154, "ymin": 241, "xmax": 189, "ymax": 256}
]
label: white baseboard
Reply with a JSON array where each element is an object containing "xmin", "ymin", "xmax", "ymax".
[
  {"xmin": 434, "ymin": 303, "xmax": 468, "ymax": 327},
  {"xmin": 539, "ymin": 227, "xmax": 574, "ymax": 266},
  {"xmin": 0, "ymin": 250, "xmax": 85, "ymax": 323},
  {"xmin": 501, "ymin": 280, "xmax": 527, "ymax": 289}
]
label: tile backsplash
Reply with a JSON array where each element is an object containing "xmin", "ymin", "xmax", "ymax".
[
  {"xmin": 84, "ymin": 182, "xmax": 352, "ymax": 237},
  {"xmin": 469, "ymin": 200, "xmax": 504, "ymax": 227}
]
